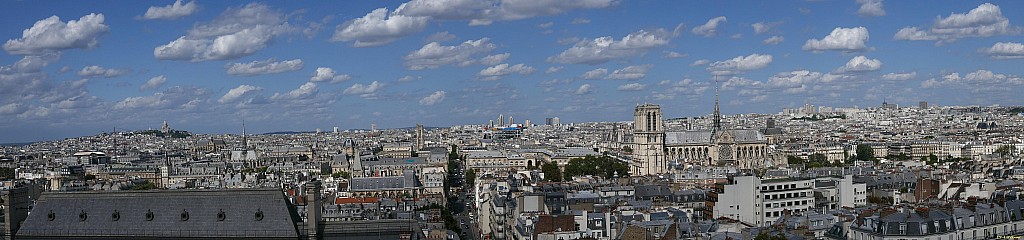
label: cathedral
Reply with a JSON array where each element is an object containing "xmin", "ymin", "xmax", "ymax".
[{"xmin": 630, "ymin": 79, "xmax": 772, "ymax": 176}]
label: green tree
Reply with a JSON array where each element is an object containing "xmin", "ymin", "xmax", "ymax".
[
  {"xmin": 0, "ymin": 167, "xmax": 14, "ymax": 180},
  {"xmin": 996, "ymin": 145, "xmax": 1015, "ymax": 156},
  {"xmin": 331, "ymin": 171, "xmax": 350, "ymax": 179},
  {"xmin": 466, "ymin": 169, "xmax": 476, "ymax": 187},
  {"xmin": 622, "ymin": 146, "xmax": 632, "ymax": 153},
  {"xmin": 561, "ymin": 155, "xmax": 630, "ymax": 181},
  {"xmin": 754, "ymin": 232, "xmax": 787, "ymax": 240},
  {"xmin": 541, "ymin": 161, "xmax": 562, "ymax": 182},
  {"xmin": 131, "ymin": 181, "xmax": 157, "ymax": 190},
  {"xmin": 856, "ymin": 144, "xmax": 875, "ymax": 162},
  {"xmin": 787, "ymin": 155, "xmax": 804, "ymax": 164}
]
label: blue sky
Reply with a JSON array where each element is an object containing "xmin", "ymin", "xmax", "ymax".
[{"xmin": 2, "ymin": 0, "xmax": 1024, "ymax": 142}]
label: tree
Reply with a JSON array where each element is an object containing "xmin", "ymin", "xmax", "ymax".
[
  {"xmin": 331, "ymin": 171, "xmax": 350, "ymax": 179},
  {"xmin": 856, "ymin": 144, "xmax": 875, "ymax": 162},
  {"xmin": 466, "ymin": 169, "xmax": 476, "ymax": 187},
  {"xmin": 754, "ymin": 232, "xmax": 787, "ymax": 240},
  {"xmin": 787, "ymin": 155, "xmax": 804, "ymax": 164},
  {"xmin": 622, "ymin": 146, "xmax": 633, "ymax": 153},
  {"xmin": 0, "ymin": 167, "xmax": 15, "ymax": 180},
  {"xmin": 541, "ymin": 161, "xmax": 562, "ymax": 182},
  {"xmin": 131, "ymin": 181, "xmax": 157, "ymax": 190},
  {"xmin": 561, "ymin": 155, "xmax": 630, "ymax": 181},
  {"xmin": 996, "ymin": 145, "xmax": 1015, "ymax": 156}
]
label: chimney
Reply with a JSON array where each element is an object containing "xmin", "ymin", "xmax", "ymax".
[{"xmin": 305, "ymin": 181, "xmax": 322, "ymax": 240}]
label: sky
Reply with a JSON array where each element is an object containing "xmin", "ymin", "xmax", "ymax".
[{"xmin": 2, "ymin": 0, "xmax": 1024, "ymax": 143}]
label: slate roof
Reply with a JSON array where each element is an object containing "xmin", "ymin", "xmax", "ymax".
[
  {"xmin": 349, "ymin": 170, "xmax": 420, "ymax": 191},
  {"xmin": 664, "ymin": 129, "xmax": 765, "ymax": 145},
  {"xmin": 17, "ymin": 188, "xmax": 300, "ymax": 239}
]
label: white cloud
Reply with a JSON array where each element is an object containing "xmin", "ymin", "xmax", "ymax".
[
  {"xmin": 405, "ymin": 38, "xmax": 496, "ymax": 70},
  {"xmin": 922, "ymin": 69, "xmax": 1024, "ymax": 90},
  {"xmin": 856, "ymin": 0, "xmax": 885, "ymax": 17},
  {"xmin": 538, "ymin": 22, "xmax": 554, "ymax": 28},
  {"xmin": 545, "ymin": 66, "xmax": 563, "ymax": 74},
  {"xmin": 690, "ymin": 59, "xmax": 710, "ymax": 66},
  {"xmin": 751, "ymin": 21, "xmax": 782, "ymax": 35},
  {"xmin": 77, "ymin": 65, "xmax": 130, "ymax": 78},
  {"xmin": 894, "ymin": 3, "xmax": 1019, "ymax": 43},
  {"xmin": 982, "ymin": 42, "xmax": 1024, "ymax": 59},
  {"xmin": 663, "ymin": 51, "xmax": 687, "ymax": 59},
  {"xmin": 803, "ymin": 27, "xmax": 870, "ymax": 52},
  {"xmin": 606, "ymin": 65, "xmax": 652, "ymax": 80},
  {"xmin": 14, "ymin": 54, "xmax": 59, "ymax": 73},
  {"xmin": 419, "ymin": 91, "xmax": 446, "ymax": 105},
  {"xmin": 763, "ymin": 36, "xmax": 784, "ymax": 45},
  {"xmin": 309, "ymin": 67, "xmax": 352, "ymax": 83},
  {"xmin": 226, "ymin": 58, "xmax": 303, "ymax": 76},
  {"xmin": 571, "ymin": 18, "xmax": 591, "ymax": 24},
  {"xmin": 834, "ymin": 56, "xmax": 882, "ymax": 73},
  {"xmin": 881, "ymin": 72, "xmax": 916, "ymax": 81},
  {"xmin": 3, "ymin": 13, "xmax": 109, "ymax": 55},
  {"xmin": 425, "ymin": 31, "xmax": 456, "ymax": 42},
  {"xmin": 477, "ymin": 63, "xmax": 535, "ymax": 80},
  {"xmin": 580, "ymin": 68, "xmax": 607, "ymax": 79},
  {"xmin": 692, "ymin": 16, "xmax": 727, "ymax": 37},
  {"xmin": 218, "ymin": 85, "xmax": 263, "ymax": 104},
  {"xmin": 141, "ymin": 0, "xmax": 199, "ymax": 20},
  {"xmin": 548, "ymin": 29, "xmax": 670, "ymax": 65},
  {"xmin": 140, "ymin": 75, "xmax": 167, "ymax": 91},
  {"xmin": 617, "ymin": 83, "xmax": 645, "ymax": 91},
  {"xmin": 153, "ymin": 3, "xmax": 291, "ymax": 61},
  {"xmin": 398, "ymin": 75, "xmax": 421, "ymax": 82},
  {"xmin": 271, "ymin": 82, "xmax": 318, "ymax": 100},
  {"xmin": 116, "ymin": 86, "xmax": 210, "ymax": 110},
  {"xmin": 651, "ymin": 78, "xmax": 710, "ymax": 99},
  {"xmin": 706, "ymin": 54, "xmax": 773, "ymax": 75},
  {"xmin": 395, "ymin": 0, "xmax": 615, "ymax": 24},
  {"xmin": 480, "ymin": 53, "xmax": 511, "ymax": 65},
  {"xmin": 574, "ymin": 84, "xmax": 593, "ymax": 95},
  {"xmin": 331, "ymin": 7, "xmax": 430, "ymax": 47},
  {"xmin": 343, "ymin": 81, "xmax": 385, "ymax": 96}
]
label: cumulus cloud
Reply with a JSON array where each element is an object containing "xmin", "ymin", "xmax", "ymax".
[
  {"xmin": 116, "ymin": 86, "xmax": 210, "ymax": 110},
  {"xmin": 77, "ymin": 65, "xmax": 129, "ymax": 78},
  {"xmin": 663, "ymin": 51, "xmax": 687, "ymax": 59},
  {"xmin": 751, "ymin": 21, "xmax": 782, "ymax": 35},
  {"xmin": 405, "ymin": 38, "xmax": 496, "ymax": 70},
  {"xmin": 922, "ymin": 69, "xmax": 1024, "ymax": 90},
  {"xmin": 395, "ymin": 0, "xmax": 615, "ymax": 25},
  {"xmin": 606, "ymin": 65, "xmax": 652, "ymax": 80},
  {"xmin": 571, "ymin": 18, "xmax": 591, "ymax": 24},
  {"xmin": 13, "ymin": 54, "xmax": 60, "ymax": 73},
  {"xmin": 545, "ymin": 66, "xmax": 563, "ymax": 74},
  {"xmin": 894, "ymin": 3, "xmax": 1019, "ymax": 43},
  {"xmin": 344, "ymin": 81, "xmax": 385, "ymax": 97},
  {"xmin": 309, "ymin": 67, "xmax": 352, "ymax": 83},
  {"xmin": 692, "ymin": 16, "xmax": 727, "ymax": 37},
  {"xmin": 419, "ymin": 91, "xmax": 446, "ymax": 106},
  {"xmin": 398, "ymin": 75, "xmax": 421, "ymax": 82},
  {"xmin": 153, "ymin": 3, "xmax": 292, "ymax": 61},
  {"xmin": 803, "ymin": 27, "xmax": 870, "ymax": 52},
  {"xmin": 881, "ymin": 72, "xmax": 916, "ymax": 81},
  {"xmin": 574, "ymin": 84, "xmax": 593, "ymax": 95},
  {"xmin": 4, "ymin": 13, "xmax": 109, "ymax": 55},
  {"xmin": 271, "ymin": 82, "xmax": 318, "ymax": 100},
  {"xmin": 425, "ymin": 31, "xmax": 457, "ymax": 42},
  {"xmin": 982, "ymin": 42, "xmax": 1024, "ymax": 59},
  {"xmin": 226, "ymin": 58, "xmax": 303, "ymax": 76},
  {"xmin": 331, "ymin": 7, "xmax": 430, "ymax": 47},
  {"xmin": 480, "ymin": 53, "xmax": 511, "ymax": 65},
  {"xmin": 139, "ymin": 75, "xmax": 167, "ymax": 91},
  {"xmin": 477, "ymin": 63, "xmax": 535, "ymax": 80},
  {"xmin": 651, "ymin": 78, "xmax": 710, "ymax": 100},
  {"xmin": 141, "ymin": 0, "xmax": 199, "ymax": 20},
  {"xmin": 706, "ymin": 54, "xmax": 772, "ymax": 75},
  {"xmin": 763, "ymin": 36, "xmax": 784, "ymax": 45},
  {"xmin": 690, "ymin": 59, "xmax": 710, "ymax": 66},
  {"xmin": 856, "ymin": 0, "xmax": 885, "ymax": 17},
  {"xmin": 218, "ymin": 85, "xmax": 263, "ymax": 104},
  {"xmin": 580, "ymin": 68, "xmax": 607, "ymax": 80},
  {"xmin": 617, "ymin": 83, "xmax": 645, "ymax": 91},
  {"xmin": 834, "ymin": 56, "xmax": 882, "ymax": 74},
  {"xmin": 548, "ymin": 29, "xmax": 670, "ymax": 65}
]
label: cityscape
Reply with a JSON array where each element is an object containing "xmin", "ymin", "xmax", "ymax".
[{"xmin": 2, "ymin": 1, "xmax": 1024, "ymax": 240}]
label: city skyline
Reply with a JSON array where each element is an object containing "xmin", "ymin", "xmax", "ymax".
[{"xmin": 3, "ymin": 1, "xmax": 1024, "ymax": 143}]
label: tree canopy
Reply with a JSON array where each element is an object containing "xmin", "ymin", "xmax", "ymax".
[
  {"xmin": 541, "ymin": 161, "xmax": 562, "ymax": 182},
  {"xmin": 561, "ymin": 155, "xmax": 629, "ymax": 181}
]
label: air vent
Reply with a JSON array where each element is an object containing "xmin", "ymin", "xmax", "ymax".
[
  {"xmin": 217, "ymin": 209, "xmax": 226, "ymax": 221},
  {"xmin": 78, "ymin": 210, "xmax": 88, "ymax": 222},
  {"xmin": 47, "ymin": 210, "xmax": 55, "ymax": 221},
  {"xmin": 254, "ymin": 209, "xmax": 264, "ymax": 221},
  {"xmin": 145, "ymin": 210, "xmax": 154, "ymax": 221},
  {"xmin": 111, "ymin": 211, "xmax": 120, "ymax": 221},
  {"xmin": 181, "ymin": 210, "xmax": 190, "ymax": 221}
]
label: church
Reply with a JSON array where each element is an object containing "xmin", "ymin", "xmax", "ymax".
[{"xmin": 630, "ymin": 80, "xmax": 773, "ymax": 176}]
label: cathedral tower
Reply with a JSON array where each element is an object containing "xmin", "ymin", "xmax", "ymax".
[{"xmin": 633, "ymin": 104, "xmax": 667, "ymax": 176}]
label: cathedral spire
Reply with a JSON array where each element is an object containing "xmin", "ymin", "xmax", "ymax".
[
  {"xmin": 713, "ymin": 74, "xmax": 721, "ymax": 132},
  {"xmin": 242, "ymin": 120, "xmax": 247, "ymax": 149}
]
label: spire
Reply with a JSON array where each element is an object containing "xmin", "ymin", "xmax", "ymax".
[
  {"xmin": 713, "ymin": 74, "xmax": 721, "ymax": 132},
  {"xmin": 242, "ymin": 120, "xmax": 247, "ymax": 149}
]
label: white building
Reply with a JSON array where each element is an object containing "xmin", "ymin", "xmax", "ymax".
[{"xmin": 710, "ymin": 175, "xmax": 815, "ymax": 226}]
